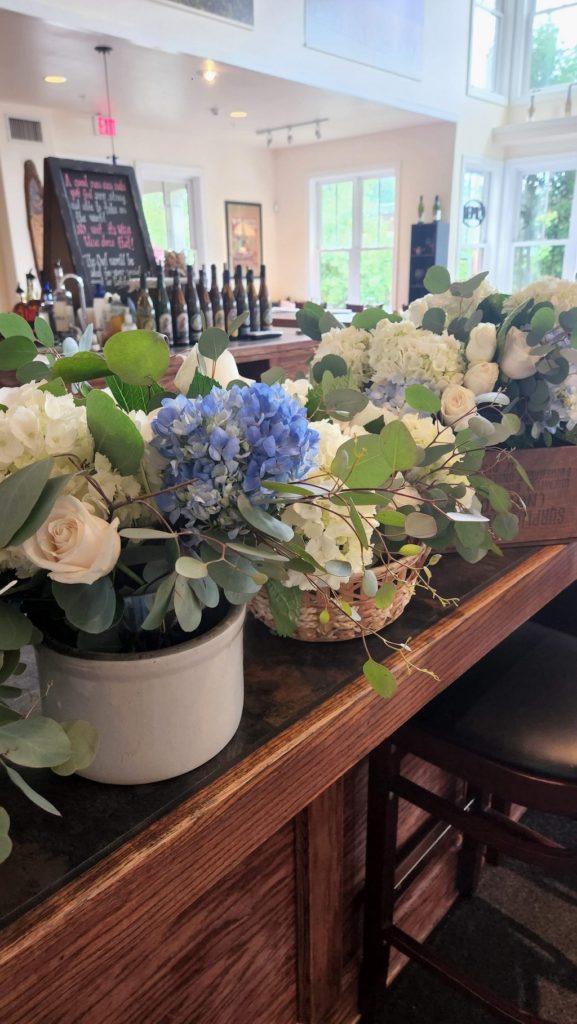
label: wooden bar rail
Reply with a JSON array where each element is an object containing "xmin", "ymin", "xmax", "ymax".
[{"xmin": 1, "ymin": 544, "xmax": 576, "ymax": 1024}]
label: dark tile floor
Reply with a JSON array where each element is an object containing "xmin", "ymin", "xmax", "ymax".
[{"xmin": 381, "ymin": 813, "xmax": 577, "ymax": 1022}]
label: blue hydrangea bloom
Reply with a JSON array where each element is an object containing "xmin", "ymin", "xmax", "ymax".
[{"xmin": 150, "ymin": 383, "xmax": 319, "ymax": 529}]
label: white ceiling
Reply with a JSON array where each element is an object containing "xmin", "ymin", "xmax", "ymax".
[{"xmin": 0, "ymin": 9, "xmax": 437, "ymax": 148}]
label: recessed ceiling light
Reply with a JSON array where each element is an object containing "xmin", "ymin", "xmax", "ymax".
[
  {"xmin": 229, "ymin": 110, "xmax": 247, "ymax": 119},
  {"xmin": 44, "ymin": 75, "xmax": 67, "ymax": 84},
  {"xmin": 202, "ymin": 68, "xmax": 218, "ymax": 83}
]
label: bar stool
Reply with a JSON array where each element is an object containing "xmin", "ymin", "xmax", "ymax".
[{"xmin": 360, "ymin": 621, "xmax": 577, "ymax": 1024}]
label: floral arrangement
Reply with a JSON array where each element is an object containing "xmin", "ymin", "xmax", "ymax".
[
  {"xmin": 308, "ymin": 267, "xmax": 577, "ymax": 447},
  {"xmin": 0, "ymin": 308, "xmax": 518, "ymax": 859}
]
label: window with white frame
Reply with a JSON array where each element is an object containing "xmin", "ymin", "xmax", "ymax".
[
  {"xmin": 527, "ymin": 0, "xmax": 577, "ymax": 91},
  {"xmin": 505, "ymin": 158, "xmax": 577, "ymax": 290},
  {"xmin": 458, "ymin": 167, "xmax": 493, "ymax": 278},
  {"xmin": 468, "ymin": 0, "xmax": 508, "ymax": 96},
  {"xmin": 140, "ymin": 176, "xmax": 199, "ymax": 262},
  {"xmin": 313, "ymin": 172, "xmax": 396, "ymax": 308}
]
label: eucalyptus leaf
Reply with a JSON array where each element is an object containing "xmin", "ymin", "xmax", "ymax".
[
  {"xmin": 266, "ymin": 580, "xmax": 302, "ymax": 636},
  {"xmin": 404, "ymin": 384, "xmax": 441, "ymax": 414},
  {"xmin": 51, "ymin": 720, "xmax": 99, "ymax": 776},
  {"xmin": 0, "ymin": 716, "xmax": 71, "ymax": 768},
  {"xmin": 0, "ymin": 313, "xmax": 35, "ymax": 340},
  {"xmin": 8, "ymin": 473, "xmax": 72, "ymax": 547},
  {"xmin": 227, "ymin": 311, "xmax": 249, "ymax": 337},
  {"xmin": 141, "ymin": 574, "xmax": 176, "ymax": 630},
  {"xmin": 381, "ymin": 420, "xmax": 418, "ymax": 472},
  {"xmin": 0, "ymin": 457, "xmax": 53, "ymax": 547},
  {"xmin": 311, "ymin": 354, "xmax": 348, "ymax": 383},
  {"xmin": 52, "ymin": 577, "xmax": 116, "ymax": 633},
  {"xmin": 375, "ymin": 581, "xmax": 396, "ymax": 610},
  {"xmin": 175, "ymin": 556, "xmax": 208, "ymax": 579},
  {"xmin": 405, "ymin": 511, "xmax": 438, "ymax": 539},
  {"xmin": 325, "ymin": 559, "xmax": 352, "ymax": 577},
  {"xmin": 421, "ymin": 308, "xmax": 445, "ymax": 334},
  {"xmin": 351, "ymin": 307, "xmax": 400, "ymax": 329},
  {"xmin": 261, "ymin": 366, "xmax": 286, "ymax": 386},
  {"xmin": 363, "ymin": 659, "xmax": 397, "ymax": 697},
  {"xmin": 4, "ymin": 763, "xmax": 61, "ymax": 815},
  {"xmin": 16, "ymin": 360, "xmax": 51, "ymax": 383},
  {"xmin": 236, "ymin": 492, "xmax": 294, "ymax": 542},
  {"xmin": 198, "ymin": 327, "xmax": 231, "ymax": 363},
  {"xmin": 362, "ymin": 569, "xmax": 379, "ymax": 598},
  {"xmin": 423, "ymin": 265, "xmax": 451, "ymax": 294},
  {"xmin": 0, "ymin": 335, "xmax": 38, "ymax": 370},
  {"xmin": 104, "ymin": 330, "xmax": 170, "ymax": 386},
  {"xmin": 174, "ymin": 576, "xmax": 202, "ymax": 631},
  {"xmin": 51, "ymin": 351, "xmax": 111, "ymax": 383},
  {"xmin": 0, "ymin": 603, "xmax": 41, "ymax": 650}
]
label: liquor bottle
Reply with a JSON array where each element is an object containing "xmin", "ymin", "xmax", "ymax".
[
  {"xmin": 432, "ymin": 195, "xmax": 442, "ymax": 222},
  {"xmin": 135, "ymin": 271, "xmax": 155, "ymax": 331},
  {"xmin": 13, "ymin": 284, "xmax": 27, "ymax": 319},
  {"xmin": 222, "ymin": 265, "xmax": 237, "ymax": 336},
  {"xmin": 24, "ymin": 270, "xmax": 40, "ymax": 324},
  {"xmin": 417, "ymin": 195, "xmax": 425, "ymax": 223},
  {"xmin": 234, "ymin": 264, "xmax": 249, "ymax": 337},
  {"xmin": 39, "ymin": 280, "xmax": 55, "ymax": 331},
  {"xmin": 209, "ymin": 264, "xmax": 225, "ymax": 331},
  {"xmin": 196, "ymin": 267, "xmax": 214, "ymax": 329},
  {"xmin": 53, "ymin": 260, "xmax": 75, "ymax": 338},
  {"xmin": 155, "ymin": 262, "xmax": 173, "ymax": 343},
  {"xmin": 171, "ymin": 267, "xmax": 190, "ymax": 346},
  {"xmin": 185, "ymin": 264, "xmax": 203, "ymax": 344},
  {"xmin": 258, "ymin": 264, "xmax": 272, "ymax": 329},
  {"xmin": 246, "ymin": 268, "xmax": 260, "ymax": 332}
]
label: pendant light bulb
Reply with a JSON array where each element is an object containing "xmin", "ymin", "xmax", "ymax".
[
  {"xmin": 315, "ymin": 121, "xmax": 321, "ymax": 141},
  {"xmin": 266, "ymin": 132, "xmax": 273, "ymax": 147},
  {"xmin": 287, "ymin": 127, "xmax": 293, "ymax": 145}
]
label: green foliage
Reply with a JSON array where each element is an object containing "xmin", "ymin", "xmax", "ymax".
[
  {"xmin": 198, "ymin": 327, "xmax": 231, "ymax": 362},
  {"xmin": 266, "ymin": 580, "xmax": 302, "ymax": 636},
  {"xmin": 51, "ymin": 721, "xmax": 99, "ymax": 777},
  {"xmin": 236, "ymin": 492, "xmax": 294, "ymax": 542},
  {"xmin": 423, "ymin": 265, "xmax": 451, "ymax": 294},
  {"xmin": 261, "ymin": 366, "xmax": 287, "ymax": 386},
  {"xmin": 363, "ymin": 659, "xmax": 396, "ymax": 697},
  {"xmin": 51, "ymin": 351, "xmax": 111, "ymax": 382},
  {"xmin": 0, "ymin": 313, "xmax": 35, "ymax": 340},
  {"xmin": 0, "ymin": 335, "xmax": 38, "ymax": 370},
  {"xmin": 86, "ymin": 390, "xmax": 144, "ymax": 475},
  {"xmin": 104, "ymin": 330, "xmax": 170, "ymax": 386},
  {"xmin": 0, "ymin": 457, "xmax": 53, "ymax": 548},
  {"xmin": 34, "ymin": 316, "xmax": 54, "ymax": 347},
  {"xmin": 9, "ymin": 474, "xmax": 72, "ymax": 547},
  {"xmin": 311, "ymin": 354, "xmax": 348, "ymax": 382},
  {"xmin": 52, "ymin": 577, "xmax": 117, "ymax": 633},
  {"xmin": 421, "ymin": 308, "xmax": 445, "ymax": 334},
  {"xmin": 0, "ymin": 603, "xmax": 41, "ymax": 650},
  {"xmin": 0, "ymin": 717, "xmax": 71, "ymax": 767}
]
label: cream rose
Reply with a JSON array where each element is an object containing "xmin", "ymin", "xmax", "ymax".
[
  {"xmin": 500, "ymin": 327, "xmax": 540, "ymax": 380},
  {"xmin": 21, "ymin": 496, "xmax": 120, "ymax": 584},
  {"xmin": 465, "ymin": 323, "xmax": 497, "ymax": 364},
  {"xmin": 464, "ymin": 361, "xmax": 499, "ymax": 396},
  {"xmin": 174, "ymin": 345, "xmax": 248, "ymax": 395},
  {"xmin": 440, "ymin": 384, "xmax": 477, "ymax": 431}
]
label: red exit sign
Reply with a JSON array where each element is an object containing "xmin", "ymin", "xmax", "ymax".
[{"xmin": 95, "ymin": 115, "xmax": 117, "ymax": 137}]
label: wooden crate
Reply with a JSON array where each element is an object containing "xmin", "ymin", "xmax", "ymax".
[{"xmin": 486, "ymin": 446, "xmax": 577, "ymax": 545}]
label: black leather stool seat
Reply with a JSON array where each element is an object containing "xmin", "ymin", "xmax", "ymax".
[{"xmin": 412, "ymin": 622, "xmax": 577, "ymax": 782}]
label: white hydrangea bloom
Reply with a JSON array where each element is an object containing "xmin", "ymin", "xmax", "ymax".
[
  {"xmin": 282, "ymin": 378, "xmax": 311, "ymax": 407},
  {"xmin": 369, "ymin": 321, "xmax": 466, "ymax": 396},
  {"xmin": 310, "ymin": 326, "xmax": 371, "ymax": 387},
  {"xmin": 0, "ymin": 383, "xmax": 92, "ymax": 479},
  {"xmin": 504, "ymin": 277, "xmax": 577, "ymax": 316},
  {"xmin": 405, "ymin": 278, "xmax": 496, "ymax": 327},
  {"xmin": 280, "ymin": 418, "xmax": 377, "ymax": 590}
]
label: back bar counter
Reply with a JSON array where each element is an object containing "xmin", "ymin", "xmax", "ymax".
[{"xmin": 1, "ymin": 542, "xmax": 576, "ymax": 1024}]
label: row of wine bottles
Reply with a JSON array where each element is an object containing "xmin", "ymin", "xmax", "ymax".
[{"xmin": 137, "ymin": 263, "xmax": 273, "ymax": 346}]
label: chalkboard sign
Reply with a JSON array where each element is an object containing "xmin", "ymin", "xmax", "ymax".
[{"xmin": 43, "ymin": 158, "xmax": 155, "ymax": 303}]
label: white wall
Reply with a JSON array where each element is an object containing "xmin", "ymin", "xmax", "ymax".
[
  {"xmin": 0, "ymin": 101, "xmax": 277, "ymax": 310},
  {"xmin": 273, "ymin": 121, "xmax": 457, "ymax": 309}
]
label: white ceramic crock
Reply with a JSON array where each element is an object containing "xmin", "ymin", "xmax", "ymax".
[{"xmin": 37, "ymin": 604, "xmax": 246, "ymax": 786}]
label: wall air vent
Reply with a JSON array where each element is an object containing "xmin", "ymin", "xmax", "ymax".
[{"xmin": 7, "ymin": 117, "xmax": 43, "ymax": 143}]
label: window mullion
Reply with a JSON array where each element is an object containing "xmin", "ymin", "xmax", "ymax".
[{"xmin": 350, "ymin": 178, "xmax": 362, "ymax": 304}]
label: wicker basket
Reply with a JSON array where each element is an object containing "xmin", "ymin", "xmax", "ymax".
[{"xmin": 249, "ymin": 547, "xmax": 429, "ymax": 643}]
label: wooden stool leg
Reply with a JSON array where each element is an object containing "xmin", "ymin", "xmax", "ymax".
[
  {"xmin": 359, "ymin": 741, "xmax": 400, "ymax": 1022},
  {"xmin": 486, "ymin": 797, "xmax": 513, "ymax": 866},
  {"xmin": 458, "ymin": 787, "xmax": 490, "ymax": 897}
]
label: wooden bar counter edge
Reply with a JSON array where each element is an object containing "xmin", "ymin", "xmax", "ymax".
[{"xmin": 1, "ymin": 543, "xmax": 576, "ymax": 1024}]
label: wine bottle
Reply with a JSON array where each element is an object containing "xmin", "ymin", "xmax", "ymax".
[
  {"xmin": 171, "ymin": 267, "xmax": 190, "ymax": 346},
  {"xmin": 234, "ymin": 264, "xmax": 249, "ymax": 337},
  {"xmin": 222, "ymin": 265, "xmax": 236, "ymax": 336},
  {"xmin": 53, "ymin": 260, "xmax": 75, "ymax": 338},
  {"xmin": 246, "ymin": 268, "xmax": 260, "ymax": 332},
  {"xmin": 209, "ymin": 264, "xmax": 225, "ymax": 331},
  {"xmin": 433, "ymin": 195, "xmax": 442, "ymax": 222},
  {"xmin": 185, "ymin": 264, "xmax": 203, "ymax": 344},
  {"xmin": 155, "ymin": 262, "xmax": 173, "ymax": 343},
  {"xmin": 135, "ymin": 270, "xmax": 155, "ymax": 331},
  {"xmin": 258, "ymin": 264, "xmax": 272, "ymax": 330},
  {"xmin": 197, "ymin": 267, "xmax": 214, "ymax": 329},
  {"xmin": 417, "ymin": 195, "xmax": 425, "ymax": 223}
]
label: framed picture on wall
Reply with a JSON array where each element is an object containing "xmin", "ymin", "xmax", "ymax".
[{"xmin": 225, "ymin": 201, "xmax": 262, "ymax": 274}]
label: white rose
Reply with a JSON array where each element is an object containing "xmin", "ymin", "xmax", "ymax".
[
  {"xmin": 464, "ymin": 361, "xmax": 499, "ymax": 396},
  {"xmin": 174, "ymin": 345, "xmax": 247, "ymax": 394},
  {"xmin": 466, "ymin": 323, "xmax": 497, "ymax": 364},
  {"xmin": 348, "ymin": 401, "xmax": 395, "ymax": 429},
  {"xmin": 21, "ymin": 496, "xmax": 120, "ymax": 584},
  {"xmin": 500, "ymin": 326, "xmax": 540, "ymax": 380},
  {"xmin": 440, "ymin": 384, "xmax": 477, "ymax": 431}
]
